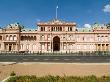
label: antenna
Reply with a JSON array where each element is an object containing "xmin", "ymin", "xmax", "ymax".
[{"xmin": 56, "ymin": 0, "xmax": 58, "ymax": 19}]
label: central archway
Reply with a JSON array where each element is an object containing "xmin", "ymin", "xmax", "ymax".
[{"xmin": 53, "ymin": 36, "xmax": 60, "ymax": 51}]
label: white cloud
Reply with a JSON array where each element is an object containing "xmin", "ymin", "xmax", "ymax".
[
  {"xmin": 103, "ymin": 4, "xmax": 110, "ymax": 12},
  {"xmin": 84, "ymin": 24, "xmax": 91, "ymax": 28}
]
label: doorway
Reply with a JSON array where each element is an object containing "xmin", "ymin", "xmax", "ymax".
[
  {"xmin": 53, "ymin": 36, "xmax": 60, "ymax": 51},
  {"xmin": 9, "ymin": 45, "xmax": 12, "ymax": 51}
]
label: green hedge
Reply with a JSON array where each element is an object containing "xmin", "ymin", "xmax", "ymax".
[{"xmin": 6, "ymin": 75, "xmax": 110, "ymax": 82}]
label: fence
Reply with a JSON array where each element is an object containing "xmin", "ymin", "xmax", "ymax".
[{"xmin": 0, "ymin": 51, "xmax": 110, "ymax": 56}]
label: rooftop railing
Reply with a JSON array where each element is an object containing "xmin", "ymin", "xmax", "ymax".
[{"xmin": 0, "ymin": 51, "xmax": 110, "ymax": 56}]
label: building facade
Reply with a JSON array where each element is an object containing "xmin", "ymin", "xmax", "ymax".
[{"xmin": 0, "ymin": 19, "xmax": 110, "ymax": 53}]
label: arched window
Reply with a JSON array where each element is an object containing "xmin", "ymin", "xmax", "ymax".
[
  {"xmin": 13, "ymin": 35, "xmax": 17, "ymax": 40},
  {"xmin": 0, "ymin": 36, "xmax": 2, "ymax": 40},
  {"xmin": 6, "ymin": 35, "xmax": 9, "ymax": 40},
  {"xmin": 34, "ymin": 36, "xmax": 36, "ymax": 41},
  {"xmin": 105, "ymin": 36, "xmax": 108, "ymax": 42},
  {"xmin": 10, "ymin": 35, "xmax": 13, "ymax": 41},
  {"xmin": 41, "ymin": 27, "xmax": 43, "ymax": 31},
  {"xmin": 51, "ymin": 27, "xmax": 53, "ymax": 31},
  {"xmin": 21, "ymin": 36, "xmax": 23, "ymax": 41},
  {"xmin": 44, "ymin": 27, "xmax": 45, "ymax": 31},
  {"xmin": 68, "ymin": 27, "xmax": 69, "ymax": 31},
  {"xmin": 60, "ymin": 27, "xmax": 62, "ymax": 31},
  {"xmin": 70, "ymin": 27, "xmax": 72, "ymax": 31}
]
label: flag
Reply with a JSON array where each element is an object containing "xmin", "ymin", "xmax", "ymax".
[{"xmin": 56, "ymin": 5, "xmax": 58, "ymax": 8}]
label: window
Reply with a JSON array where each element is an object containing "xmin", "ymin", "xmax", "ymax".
[
  {"xmin": 0, "ymin": 36, "xmax": 2, "ymax": 40},
  {"xmin": 32, "ymin": 44, "xmax": 36, "ymax": 50},
  {"xmin": 97, "ymin": 36, "xmax": 101, "ymax": 42},
  {"xmin": 68, "ymin": 35, "xmax": 71, "ymax": 40},
  {"xmin": 21, "ymin": 36, "xmax": 24, "ymax": 41},
  {"xmin": 41, "ymin": 27, "xmax": 45, "ymax": 31},
  {"xmin": 41, "ymin": 27, "xmax": 43, "ymax": 31},
  {"xmin": 70, "ymin": 27, "xmax": 72, "ymax": 31},
  {"xmin": 60, "ymin": 27, "xmax": 62, "ymax": 31},
  {"xmin": 40, "ymin": 35, "xmax": 44, "ymax": 40},
  {"xmin": 63, "ymin": 35, "xmax": 66, "ymax": 40},
  {"xmin": 26, "ymin": 44, "xmax": 29, "ymax": 50},
  {"xmin": 68, "ymin": 27, "xmax": 69, "ymax": 31},
  {"xmin": 48, "ymin": 35, "xmax": 50, "ymax": 40},
  {"xmin": 68, "ymin": 27, "xmax": 72, "ymax": 31},
  {"xmin": 10, "ymin": 35, "xmax": 13, "ymax": 41},
  {"xmin": 41, "ymin": 44, "xmax": 45, "ymax": 49},
  {"xmin": 34, "ymin": 36, "xmax": 36, "ymax": 41},
  {"xmin": 6, "ymin": 35, "xmax": 9, "ymax": 40},
  {"xmin": 51, "ymin": 27, "xmax": 53, "ymax": 31},
  {"xmin": 105, "ymin": 36, "xmax": 108, "ymax": 42},
  {"xmin": 13, "ymin": 35, "xmax": 17, "ymax": 40},
  {"xmin": 20, "ymin": 44, "xmax": 23, "ymax": 50},
  {"xmin": 83, "ymin": 37, "xmax": 84, "ymax": 41},
  {"xmin": 47, "ymin": 43, "xmax": 50, "ymax": 50},
  {"xmin": 63, "ymin": 44, "xmax": 66, "ymax": 49}
]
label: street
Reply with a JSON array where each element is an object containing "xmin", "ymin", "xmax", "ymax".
[{"xmin": 0, "ymin": 55, "xmax": 110, "ymax": 63}]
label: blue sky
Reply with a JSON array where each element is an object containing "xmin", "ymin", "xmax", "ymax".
[{"xmin": 0, "ymin": 0, "xmax": 110, "ymax": 28}]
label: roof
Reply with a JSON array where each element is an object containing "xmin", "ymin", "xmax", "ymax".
[
  {"xmin": 37, "ymin": 19, "xmax": 76, "ymax": 25},
  {"xmin": 5, "ymin": 22, "xmax": 24, "ymax": 30},
  {"xmin": 92, "ymin": 23, "xmax": 107, "ymax": 29}
]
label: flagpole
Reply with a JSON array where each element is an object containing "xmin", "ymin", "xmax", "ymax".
[
  {"xmin": 56, "ymin": 0, "xmax": 58, "ymax": 19},
  {"xmin": 56, "ymin": 6, "xmax": 58, "ymax": 19}
]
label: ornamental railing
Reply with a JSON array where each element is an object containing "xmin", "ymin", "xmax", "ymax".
[{"xmin": 0, "ymin": 51, "xmax": 110, "ymax": 56}]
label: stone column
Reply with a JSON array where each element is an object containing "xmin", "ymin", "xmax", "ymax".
[
  {"xmin": 97, "ymin": 44, "xmax": 98, "ymax": 51},
  {"xmin": 96, "ymin": 44, "xmax": 97, "ymax": 51},
  {"xmin": 2, "ymin": 43, "xmax": 5, "ymax": 51},
  {"xmin": 104, "ymin": 44, "xmax": 106, "ymax": 51},
  {"xmin": 107, "ymin": 44, "xmax": 109, "ymax": 51},
  {"xmin": 17, "ymin": 43, "xmax": 19, "ymax": 51},
  {"xmin": 60, "ymin": 42, "xmax": 62, "ymax": 52},
  {"xmin": 8, "ymin": 44, "xmax": 9, "ymax": 51},
  {"xmin": 66, "ymin": 43, "xmax": 68, "ymax": 52},
  {"xmin": 51, "ymin": 34, "xmax": 53, "ymax": 52},
  {"xmin": 100, "ymin": 44, "xmax": 102, "ymax": 51},
  {"xmin": 12, "ymin": 44, "xmax": 13, "ymax": 51},
  {"xmin": 108, "ymin": 44, "xmax": 109, "ymax": 51}
]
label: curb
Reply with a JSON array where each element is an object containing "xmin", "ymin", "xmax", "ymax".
[
  {"xmin": 1, "ymin": 76, "xmax": 11, "ymax": 82},
  {"xmin": 1, "ymin": 62, "xmax": 110, "ymax": 65}
]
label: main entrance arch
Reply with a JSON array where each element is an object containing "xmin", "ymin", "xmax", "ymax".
[{"xmin": 53, "ymin": 36, "xmax": 60, "ymax": 51}]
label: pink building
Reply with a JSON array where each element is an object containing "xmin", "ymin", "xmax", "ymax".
[{"xmin": 0, "ymin": 19, "xmax": 110, "ymax": 53}]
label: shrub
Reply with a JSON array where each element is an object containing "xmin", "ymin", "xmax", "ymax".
[
  {"xmin": 10, "ymin": 71, "xmax": 16, "ymax": 76},
  {"xmin": 6, "ymin": 75, "xmax": 110, "ymax": 82}
]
